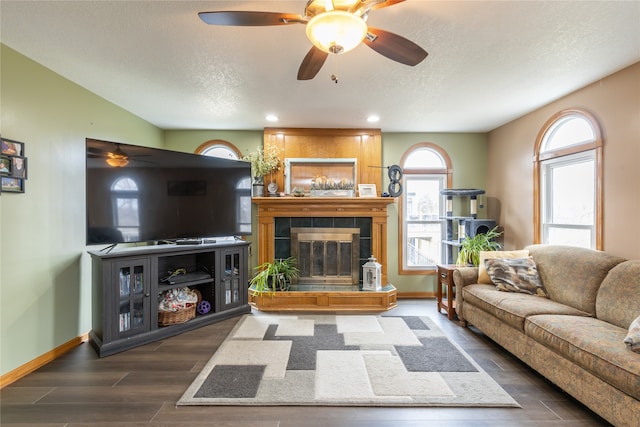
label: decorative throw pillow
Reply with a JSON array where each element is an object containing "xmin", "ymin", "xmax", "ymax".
[
  {"xmin": 485, "ymin": 256, "xmax": 549, "ymax": 297},
  {"xmin": 477, "ymin": 250, "xmax": 529, "ymax": 284},
  {"xmin": 624, "ymin": 315, "xmax": 640, "ymax": 353}
]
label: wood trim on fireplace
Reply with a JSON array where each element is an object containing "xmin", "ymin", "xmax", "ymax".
[{"xmin": 253, "ymin": 197, "xmax": 396, "ymax": 286}]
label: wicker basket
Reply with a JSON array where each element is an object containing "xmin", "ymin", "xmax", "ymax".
[{"xmin": 158, "ymin": 304, "xmax": 196, "ymax": 326}]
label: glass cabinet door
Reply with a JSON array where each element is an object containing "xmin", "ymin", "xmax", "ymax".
[
  {"xmin": 218, "ymin": 248, "xmax": 245, "ymax": 310},
  {"xmin": 115, "ymin": 260, "xmax": 150, "ymax": 338}
]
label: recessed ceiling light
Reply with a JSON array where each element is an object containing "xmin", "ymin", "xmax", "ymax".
[
  {"xmin": 265, "ymin": 114, "xmax": 279, "ymax": 122},
  {"xmin": 367, "ymin": 115, "xmax": 380, "ymax": 123}
]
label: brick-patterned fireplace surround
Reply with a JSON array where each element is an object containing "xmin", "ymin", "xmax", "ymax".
[{"xmin": 251, "ymin": 197, "xmax": 397, "ymax": 311}]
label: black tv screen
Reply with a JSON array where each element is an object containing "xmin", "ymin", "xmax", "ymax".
[{"xmin": 86, "ymin": 138, "xmax": 252, "ymax": 245}]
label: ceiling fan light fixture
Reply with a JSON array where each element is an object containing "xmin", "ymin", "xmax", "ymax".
[
  {"xmin": 105, "ymin": 147, "xmax": 129, "ymax": 167},
  {"xmin": 306, "ymin": 10, "xmax": 367, "ymax": 54},
  {"xmin": 105, "ymin": 157, "xmax": 129, "ymax": 167}
]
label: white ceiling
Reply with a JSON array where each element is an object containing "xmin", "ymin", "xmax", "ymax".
[{"xmin": 2, "ymin": 1, "xmax": 639, "ymax": 132}]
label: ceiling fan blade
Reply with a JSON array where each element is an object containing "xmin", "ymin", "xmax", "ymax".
[
  {"xmin": 297, "ymin": 46, "xmax": 329, "ymax": 80},
  {"xmin": 370, "ymin": 0, "xmax": 406, "ymax": 11},
  {"xmin": 363, "ymin": 26, "xmax": 428, "ymax": 66},
  {"xmin": 198, "ymin": 11, "xmax": 303, "ymax": 26}
]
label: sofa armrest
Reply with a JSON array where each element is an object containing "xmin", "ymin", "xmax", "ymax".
[{"xmin": 453, "ymin": 267, "xmax": 479, "ymax": 326}]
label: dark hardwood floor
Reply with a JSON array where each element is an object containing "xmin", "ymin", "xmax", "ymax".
[{"xmin": 1, "ymin": 299, "xmax": 611, "ymax": 426}]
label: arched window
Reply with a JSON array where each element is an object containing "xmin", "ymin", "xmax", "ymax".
[
  {"xmin": 399, "ymin": 143, "xmax": 453, "ymax": 274},
  {"xmin": 111, "ymin": 177, "xmax": 140, "ymax": 242},
  {"xmin": 195, "ymin": 139, "xmax": 242, "ymax": 160},
  {"xmin": 534, "ymin": 109, "xmax": 603, "ymax": 249}
]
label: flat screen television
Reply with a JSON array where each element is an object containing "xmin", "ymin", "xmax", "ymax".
[{"xmin": 86, "ymin": 138, "xmax": 252, "ymax": 245}]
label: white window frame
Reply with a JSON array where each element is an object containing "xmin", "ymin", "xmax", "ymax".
[
  {"xmin": 398, "ymin": 143, "xmax": 452, "ymax": 275},
  {"xmin": 534, "ymin": 109, "xmax": 603, "ymax": 249},
  {"xmin": 402, "ymin": 173, "xmax": 447, "ymax": 271},
  {"xmin": 540, "ymin": 150, "xmax": 596, "ymax": 248},
  {"xmin": 195, "ymin": 139, "xmax": 242, "ymax": 160}
]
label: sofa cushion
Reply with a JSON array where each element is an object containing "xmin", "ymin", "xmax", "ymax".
[
  {"xmin": 478, "ymin": 249, "xmax": 529, "ymax": 284},
  {"xmin": 462, "ymin": 284, "xmax": 591, "ymax": 332},
  {"xmin": 485, "ymin": 256, "xmax": 548, "ymax": 297},
  {"xmin": 525, "ymin": 314, "xmax": 640, "ymax": 400},
  {"xmin": 526, "ymin": 245, "xmax": 625, "ymax": 315},
  {"xmin": 596, "ymin": 260, "xmax": 640, "ymax": 329}
]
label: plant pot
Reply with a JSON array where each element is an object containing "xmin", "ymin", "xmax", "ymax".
[
  {"xmin": 268, "ymin": 274, "xmax": 290, "ymax": 291},
  {"xmin": 253, "ymin": 176, "xmax": 265, "ymax": 197},
  {"xmin": 310, "ymin": 189, "xmax": 355, "ymax": 197}
]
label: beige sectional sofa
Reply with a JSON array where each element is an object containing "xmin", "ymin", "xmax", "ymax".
[{"xmin": 454, "ymin": 244, "xmax": 640, "ymax": 427}]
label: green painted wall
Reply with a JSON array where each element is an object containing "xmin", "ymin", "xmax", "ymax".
[
  {"xmin": 381, "ymin": 133, "xmax": 488, "ymax": 294},
  {"xmin": 0, "ymin": 45, "xmax": 163, "ymax": 376},
  {"xmin": 163, "ymin": 130, "xmax": 263, "ymax": 155}
]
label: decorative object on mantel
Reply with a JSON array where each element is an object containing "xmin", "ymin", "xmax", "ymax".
[
  {"xmin": 362, "ymin": 255, "xmax": 382, "ymax": 291},
  {"xmin": 285, "ymin": 157, "xmax": 357, "ymax": 195},
  {"xmin": 243, "ymin": 144, "xmax": 281, "ymax": 197},
  {"xmin": 387, "ymin": 164, "xmax": 403, "ymax": 197},
  {"xmin": 310, "ymin": 175, "xmax": 355, "ymax": 197},
  {"xmin": 358, "ymin": 184, "xmax": 377, "ymax": 198},
  {"xmin": 1, "ymin": 137, "xmax": 27, "ymax": 194},
  {"xmin": 291, "ymin": 187, "xmax": 305, "ymax": 197},
  {"xmin": 369, "ymin": 164, "xmax": 403, "ymax": 197}
]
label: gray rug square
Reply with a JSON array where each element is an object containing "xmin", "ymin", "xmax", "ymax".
[
  {"xmin": 178, "ymin": 313, "xmax": 520, "ymax": 407},
  {"xmin": 194, "ymin": 365, "xmax": 265, "ymax": 399}
]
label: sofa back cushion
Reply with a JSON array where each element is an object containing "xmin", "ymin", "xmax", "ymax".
[
  {"xmin": 596, "ymin": 260, "xmax": 640, "ymax": 329},
  {"xmin": 526, "ymin": 245, "xmax": 625, "ymax": 315}
]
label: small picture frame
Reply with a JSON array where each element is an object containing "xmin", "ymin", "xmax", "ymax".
[
  {"xmin": 1, "ymin": 138, "xmax": 24, "ymax": 156},
  {"xmin": 0, "ymin": 155, "xmax": 11, "ymax": 175},
  {"xmin": 1, "ymin": 177, "xmax": 25, "ymax": 193},
  {"xmin": 11, "ymin": 156, "xmax": 27, "ymax": 179},
  {"xmin": 358, "ymin": 184, "xmax": 377, "ymax": 198}
]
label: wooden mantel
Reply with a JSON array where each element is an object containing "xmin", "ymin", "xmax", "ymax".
[{"xmin": 253, "ymin": 196, "xmax": 396, "ymax": 285}]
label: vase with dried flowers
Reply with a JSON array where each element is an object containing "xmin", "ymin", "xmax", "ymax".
[{"xmin": 243, "ymin": 144, "xmax": 281, "ymax": 196}]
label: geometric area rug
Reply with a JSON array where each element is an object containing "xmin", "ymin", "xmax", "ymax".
[{"xmin": 177, "ymin": 314, "xmax": 520, "ymax": 407}]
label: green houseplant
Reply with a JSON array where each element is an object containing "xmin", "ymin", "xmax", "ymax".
[
  {"xmin": 242, "ymin": 144, "xmax": 281, "ymax": 197},
  {"xmin": 456, "ymin": 226, "xmax": 503, "ymax": 267},
  {"xmin": 249, "ymin": 257, "xmax": 300, "ymax": 295},
  {"xmin": 242, "ymin": 144, "xmax": 281, "ymax": 179}
]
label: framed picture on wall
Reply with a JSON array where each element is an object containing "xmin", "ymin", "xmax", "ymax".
[
  {"xmin": 1, "ymin": 177, "xmax": 25, "ymax": 193},
  {"xmin": 11, "ymin": 156, "xmax": 27, "ymax": 179},
  {"xmin": 1, "ymin": 138, "xmax": 24, "ymax": 156},
  {"xmin": 0, "ymin": 137, "xmax": 28, "ymax": 192},
  {"xmin": 0, "ymin": 155, "xmax": 11, "ymax": 175},
  {"xmin": 358, "ymin": 184, "xmax": 377, "ymax": 198}
]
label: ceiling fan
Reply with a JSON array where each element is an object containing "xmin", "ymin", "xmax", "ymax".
[
  {"xmin": 198, "ymin": 0, "xmax": 428, "ymax": 80},
  {"xmin": 88, "ymin": 144, "xmax": 149, "ymax": 167}
]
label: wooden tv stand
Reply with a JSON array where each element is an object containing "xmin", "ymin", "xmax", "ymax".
[{"xmin": 88, "ymin": 241, "xmax": 250, "ymax": 357}]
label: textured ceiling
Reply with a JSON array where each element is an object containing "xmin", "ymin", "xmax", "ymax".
[{"xmin": 1, "ymin": 1, "xmax": 639, "ymax": 132}]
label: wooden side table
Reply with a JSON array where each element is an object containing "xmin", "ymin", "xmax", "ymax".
[{"xmin": 436, "ymin": 264, "xmax": 458, "ymax": 320}]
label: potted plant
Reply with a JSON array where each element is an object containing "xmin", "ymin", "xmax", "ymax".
[
  {"xmin": 249, "ymin": 257, "xmax": 300, "ymax": 295},
  {"xmin": 242, "ymin": 144, "xmax": 281, "ymax": 196},
  {"xmin": 456, "ymin": 226, "xmax": 503, "ymax": 267}
]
